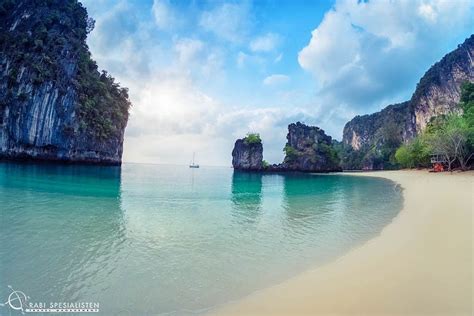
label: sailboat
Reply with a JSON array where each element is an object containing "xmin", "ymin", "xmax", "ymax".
[{"xmin": 189, "ymin": 152, "xmax": 199, "ymax": 168}]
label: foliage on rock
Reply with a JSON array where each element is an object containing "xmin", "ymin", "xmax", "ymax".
[
  {"xmin": 244, "ymin": 133, "xmax": 262, "ymax": 145},
  {"xmin": 0, "ymin": 0, "xmax": 130, "ymax": 140}
]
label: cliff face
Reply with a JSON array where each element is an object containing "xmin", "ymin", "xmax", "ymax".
[
  {"xmin": 411, "ymin": 37, "xmax": 474, "ymax": 132},
  {"xmin": 281, "ymin": 122, "xmax": 341, "ymax": 172},
  {"xmin": 342, "ymin": 102, "xmax": 412, "ymax": 151},
  {"xmin": 231, "ymin": 139, "xmax": 263, "ymax": 170},
  {"xmin": 0, "ymin": 0, "xmax": 130, "ymax": 165},
  {"xmin": 342, "ymin": 35, "xmax": 474, "ymax": 169}
]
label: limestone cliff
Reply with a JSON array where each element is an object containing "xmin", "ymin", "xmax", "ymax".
[
  {"xmin": 280, "ymin": 122, "xmax": 341, "ymax": 172},
  {"xmin": 411, "ymin": 36, "xmax": 474, "ymax": 132},
  {"xmin": 342, "ymin": 35, "xmax": 474, "ymax": 170},
  {"xmin": 231, "ymin": 137, "xmax": 263, "ymax": 170},
  {"xmin": 232, "ymin": 123, "xmax": 341, "ymax": 172},
  {"xmin": 0, "ymin": 0, "xmax": 130, "ymax": 165}
]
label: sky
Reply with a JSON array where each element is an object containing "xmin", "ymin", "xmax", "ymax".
[{"xmin": 81, "ymin": 0, "xmax": 474, "ymax": 166}]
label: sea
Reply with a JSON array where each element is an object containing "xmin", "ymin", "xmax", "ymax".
[{"xmin": 0, "ymin": 162, "xmax": 402, "ymax": 315}]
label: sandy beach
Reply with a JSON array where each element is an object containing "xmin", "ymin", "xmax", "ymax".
[{"xmin": 212, "ymin": 170, "xmax": 473, "ymax": 316}]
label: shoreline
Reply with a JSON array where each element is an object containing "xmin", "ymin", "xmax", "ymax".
[{"xmin": 211, "ymin": 170, "xmax": 473, "ymax": 315}]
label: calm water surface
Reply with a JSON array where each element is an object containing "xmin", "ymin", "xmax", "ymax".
[{"xmin": 0, "ymin": 162, "xmax": 402, "ymax": 315}]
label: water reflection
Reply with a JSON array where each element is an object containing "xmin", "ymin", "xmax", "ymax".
[
  {"xmin": 0, "ymin": 162, "xmax": 126, "ymax": 307},
  {"xmin": 282, "ymin": 174, "xmax": 338, "ymax": 223},
  {"xmin": 280, "ymin": 174, "xmax": 338, "ymax": 256},
  {"xmin": 0, "ymin": 162, "xmax": 122, "ymax": 197},
  {"xmin": 231, "ymin": 171, "xmax": 263, "ymax": 223}
]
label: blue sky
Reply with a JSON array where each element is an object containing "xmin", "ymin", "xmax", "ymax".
[{"xmin": 82, "ymin": 0, "xmax": 474, "ymax": 166}]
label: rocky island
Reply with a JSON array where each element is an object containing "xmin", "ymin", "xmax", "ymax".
[
  {"xmin": 232, "ymin": 133, "xmax": 263, "ymax": 170},
  {"xmin": 232, "ymin": 122, "xmax": 341, "ymax": 172},
  {"xmin": 0, "ymin": 0, "xmax": 130, "ymax": 165},
  {"xmin": 279, "ymin": 122, "xmax": 341, "ymax": 172}
]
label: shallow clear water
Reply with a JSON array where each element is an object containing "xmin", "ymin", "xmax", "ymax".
[{"xmin": 0, "ymin": 162, "xmax": 402, "ymax": 315}]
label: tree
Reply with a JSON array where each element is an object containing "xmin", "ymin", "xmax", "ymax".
[
  {"xmin": 395, "ymin": 135, "xmax": 430, "ymax": 169},
  {"xmin": 86, "ymin": 17, "xmax": 95, "ymax": 34},
  {"xmin": 426, "ymin": 115, "xmax": 471, "ymax": 171},
  {"xmin": 395, "ymin": 144, "xmax": 413, "ymax": 168},
  {"xmin": 244, "ymin": 133, "xmax": 261, "ymax": 144},
  {"xmin": 283, "ymin": 145, "xmax": 298, "ymax": 162},
  {"xmin": 374, "ymin": 121, "xmax": 403, "ymax": 169},
  {"xmin": 460, "ymin": 81, "xmax": 474, "ymax": 148},
  {"xmin": 410, "ymin": 135, "xmax": 431, "ymax": 167}
]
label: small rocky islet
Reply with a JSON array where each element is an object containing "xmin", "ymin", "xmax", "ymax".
[{"xmin": 232, "ymin": 122, "xmax": 342, "ymax": 172}]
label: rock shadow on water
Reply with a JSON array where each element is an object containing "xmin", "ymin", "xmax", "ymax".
[{"xmin": 231, "ymin": 171, "xmax": 263, "ymax": 223}]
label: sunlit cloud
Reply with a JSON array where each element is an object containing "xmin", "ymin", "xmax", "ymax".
[{"xmin": 298, "ymin": 0, "xmax": 474, "ymax": 112}]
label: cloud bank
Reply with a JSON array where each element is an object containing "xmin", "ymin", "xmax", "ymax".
[{"xmin": 298, "ymin": 0, "xmax": 474, "ymax": 111}]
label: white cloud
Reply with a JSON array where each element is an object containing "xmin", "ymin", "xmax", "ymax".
[
  {"xmin": 274, "ymin": 53, "xmax": 283, "ymax": 63},
  {"xmin": 174, "ymin": 38, "xmax": 204, "ymax": 65},
  {"xmin": 152, "ymin": 0, "xmax": 178, "ymax": 30},
  {"xmin": 171, "ymin": 37, "xmax": 224, "ymax": 79},
  {"xmin": 418, "ymin": 3, "xmax": 437, "ymax": 23},
  {"xmin": 236, "ymin": 51, "xmax": 265, "ymax": 69},
  {"xmin": 250, "ymin": 33, "xmax": 281, "ymax": 52},
  {"xmin": 125, "ymin": 74, "xmax": 218, "ymax": 137},
  {"xmin": 199, "ymin": 3, "xmax": 251, "ymax": 43},
  {"xmin": 298, "ymin": 0, "xmax": 474, "ymax": 113},
  {"xmin": 263, "ymin": 74, "xmax": 290, "ymax": 86}
]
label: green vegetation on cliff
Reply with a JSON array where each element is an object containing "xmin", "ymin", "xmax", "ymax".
[
  {"xmin": 395, "ymin": 82, "xmax": 474, "ymax": 170},
  {"xmin": 281, "ymin": 122, "xmax": 341, "ymax": 171},
  {"xmin": 340, "ymin": 102, "xmax": 409, "ymax": 170},
  {"xmin": 243, "ymin": 133, "xmax": 262, "ymax": 144},
  {"xmin": 0, "ymin": 0, "xmax": 130, "ymax": 139},
  {"xmin": 341, "ymin": 35, "xmax": 473, "ymax": 170},
  {"xmin": 460, "ymin": 81, "xmax": 474, "ymax": 134},
  {"xmin": 283, "ymin": 144, "xmax": 299, "ymax": 162},
  {"xmin": 340, "ymin": 81, "xmax": 474, "ymax": 170}
]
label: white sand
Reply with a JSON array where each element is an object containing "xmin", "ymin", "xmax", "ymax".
[{"xmin": 212, "ymin": 170, "xmax": 473, "ymax": 315}]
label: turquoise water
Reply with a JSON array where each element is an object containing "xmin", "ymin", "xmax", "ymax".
[{"xmin": 0, "ymin": 162, "xmax": 402, "ymax": 315}]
